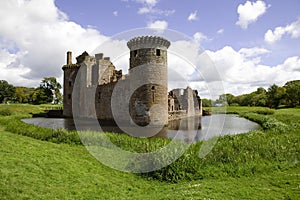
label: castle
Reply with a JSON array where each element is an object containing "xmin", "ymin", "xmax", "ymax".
[{"xmin": 62, "ymin": 36, "xmax": 202, "ymax": 126}]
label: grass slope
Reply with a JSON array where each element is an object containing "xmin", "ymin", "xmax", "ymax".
[
  {"xmin": 1, "ymin": 127, "xmax": 299, "ymax": 199},
  {"xmin": 0, "ymin": 104, "xmax": 299, "ymax": 199}
]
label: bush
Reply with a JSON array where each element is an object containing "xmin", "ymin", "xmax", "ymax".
[
  {"xmin": 0, "ymin": 116, "xmax": 81, "ymax": 145},
  {"xmin": 0, "ymin": 108, "xmax": 12, "ymax": 116},
  {"xmin": 240, "ymin": 113, "xmax": 289, "ymax": 132},
  {"xmin": 253, "ymin": 108, "xmax": 274, "ymax": 115}
]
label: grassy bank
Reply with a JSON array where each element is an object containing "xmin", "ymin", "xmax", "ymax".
[{"xmin": 0, "ymin": 104, "xmax": 299, "ymax": 199}]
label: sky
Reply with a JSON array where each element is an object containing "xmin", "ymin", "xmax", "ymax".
[{"xmin": 0, "ymin": 0, "xmax": 300, "ymax": 99}]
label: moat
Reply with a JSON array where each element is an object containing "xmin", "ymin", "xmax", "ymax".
[{"xmin": 23, "ymin": 114, "xmax": 259, "ymax": 143}]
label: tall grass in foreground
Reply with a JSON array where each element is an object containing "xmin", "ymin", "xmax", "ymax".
[
  {"xmin": 0, "ymin": 116, "xmax": 81, "ymax": 145},
  {"xmin": 0, "ymin": 105, "xmax": 299, "ymax": 182}
]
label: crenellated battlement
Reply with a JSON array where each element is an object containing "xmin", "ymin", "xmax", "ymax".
[
  {"xmin": 62, "ymin": 63, "xmax": 81, "ymax": 70},
  {"xmin": 127, "ymin": 36, "xmax": 170, "ymax": 51}
]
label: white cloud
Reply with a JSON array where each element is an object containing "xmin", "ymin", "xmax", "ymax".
[
  {"xmin": 264, "ymin": 18, "xmax": 300, "ymax": 43},
  {"xmin": 236, "ymin": 0, "xmax": 269, "ymax": 29},
  {"xmin": 239, "ymin": 47, "xmax": 270, "ymax": 58},
  {"xmin": 138, "ymin": 7, "xmax": 151, "ymax": 14},
  {"xmin": 188, "ymin": 11, "xmax": 198, "ymax": 21},
  {"xmin": 0, "ymin": 0, "xmax": 108, "ymax": 87},
  {"xmin": 138, "ymin": 7, "xmax": 175, "ymax": 16},
  {"xmin": 205, "ymin": 46, "xmax": 300, "ymax": 95},
  {"xmin": 217, "ymin": 29, "xmax": 224, "ymax": 34},
  {"xmin": 147, "ymin": 20, "xmax": 168, "ymax": 30},
  {"xmin": 160, "ymin": 39, "xmax": 299, "ymax": 98},
  {"xmin": 113, "ymin": 11, "xmax": 118, "ymax": 16},
  {"xmin": 134, "ymin": 0, "xmax": 158, "ymax": 7},
  {"xmin": 193, "ymin": 32, "xmax": 208, "ymax": 43},
  {"xmin": 0, "ymin": 49, "xmax": 35, "ymax": 86},
  {"xmin": 0, "ymin": 0, "xmax": 298, "ymax": 101},
  {"xmin": 133, "ymin": 0, "xmax": 175, "ymax": 16}
]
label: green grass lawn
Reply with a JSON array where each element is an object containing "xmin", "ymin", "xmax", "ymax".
[{"xmin": 0, "ymin": 104, "xmax": 299, "ymax": 199}]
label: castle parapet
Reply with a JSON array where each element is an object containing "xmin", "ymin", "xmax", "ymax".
[{"xmin": 127, "ymin": 36, "xmax": 170, "ymax": 51}]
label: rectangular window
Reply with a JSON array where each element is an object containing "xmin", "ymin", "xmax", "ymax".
[
  {"xmin": 98, "ymin": 92, "xmax": 101, "ymax": 102},
  {"xmin": 68, "ymin": 94, "xmax": 71, "ymax": 99},
  {"xmin": 156, "ymin": 49, "xmax": 161, "ymax": 56},
  {"xmin": 68, "ymin": 81, "xmax": 72, "ymax": 87},
  {"xmin": 134, "ymin": 50, "xmax": 138, "ymax": 57}
]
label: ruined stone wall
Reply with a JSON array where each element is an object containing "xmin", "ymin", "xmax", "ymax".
[
  {"xmin": 62, "ymin": 65, "xmax": 80, "ymax": 117},
  {"xmin": 170, "ymin": 87, "xmax": 202, "ymax": 116},
  {"xmin": 92, "ymin": 58, "xmax": 116, "ymax": 86},
  {"xmin": 183, "ymin": 87, "xmax": 195, "ymax": 116},
  {"xmin": 95, "ymin": 82, "xmax": 116, "ymax": 120}
]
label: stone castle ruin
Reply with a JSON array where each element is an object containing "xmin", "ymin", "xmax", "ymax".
[{"xmin": 62, "ymin": 36, "xmax": 202, "ymax": 126}]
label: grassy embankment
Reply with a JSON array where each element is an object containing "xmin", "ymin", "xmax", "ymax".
[{"xmin": 0, "ymin": 104, "xmax": 299, "ymax": 199}]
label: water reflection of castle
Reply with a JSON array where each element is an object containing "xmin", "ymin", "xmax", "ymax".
[{"xmin": 62, "ymin": 36, "xmax": 202, "ymax": 126}]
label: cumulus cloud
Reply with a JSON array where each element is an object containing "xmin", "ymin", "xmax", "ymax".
[
  {"xmin": 0, "ymin": 0, "xmax": 298, "ymax": 101},
  {"xmin": 236, "ymin": 0, "xmax": 269, "ymax": 29},
  {"xmin": 0, "ymin": 0, "xmax": 108, "ymax": 87},
  {"xmin": 205, "ymin": 46, "xmax": 300, "ymax": 95},
  {"xmin": 138, "ymin": 7, "xmax": 175, "ymax": 16},
  {"xmin": 193, "ymin": 32, "xmax": 208, "ymax": 43},
  {"xmin": 264, "ymin": 17, "xmax": 300, "ymax": 43},
  {"xmin": 0, "ymin": 49, "xmax": 35, "ymax": 86},
  {"xmin": 147, "ymin": 20, "xmax": 168, "ymax": 30},
  {"xmin": 217, "ymin": 29, "xmax": 224, "ymax": 34},
  {"xmin": 132, "ymin": 0, "xmax": 175, "ymax": 16},
  {"xmin": 95, "ymin": 37, "xmax": 300, "ymax": 99},
  {"xmin": 113, "ymin": 11, "xmax": 118, "ymax": 16},
  {"xmin": 134, "ymin": 0, "xmax": 158, "ymax": 7},
  {"xmin": 239, "ymin": 47, "xmax": 270, "ymax": 58},
  {"xmin": 188, "ymin": 11, "xmax": 198, "ymax": 21}
]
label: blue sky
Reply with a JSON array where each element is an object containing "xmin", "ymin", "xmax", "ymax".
[
  {"xmin": 0, "ymin": 0, "xmax": 299, "ymax": 98},
  {"xmin": 55, "ymin": 0, "xmax": 300, "ymax": 65}
]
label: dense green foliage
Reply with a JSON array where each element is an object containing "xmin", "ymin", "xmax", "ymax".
[
  {"xmin": 215, "ymin": 80, "xmax": 300, "ymax": 108},
  {"xmin": 37, "ymin": 77, "xmax": 62, "ymax": 104},
  {"xmin": 201, "ymin": 98, "xmax": 212, "ymax": 107},
  {"xmin": 14, "ymin": 87, "xmax": 36, "ymax": 103},
  {"xmin": 0, "ymin": 77, "xmax": 62, "ymax": 105},
  {"xmin": 285, "ymin": 80, "xmax": 300, "ymax": 107},
  {"xmin": 0, "ymin": 80, "xmax": 15, "ymax": 103}
]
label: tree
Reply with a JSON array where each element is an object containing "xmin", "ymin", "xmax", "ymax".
[
  {"xmin": 202, "ymin": 98, "xmax": 212, "ymax": 107},
  {"xmin": 284, "ymin": 80, "xmax": 300, "ymax": 107},
  {"xmin": 0, "ymin": 80, "xmax": 15, "ymax": 103},
  {"xmin": 34, "ymin": 77, "xmax": 62, "ymax": 104},
  {"xmin": 267, "ymin": 84, "xmax": 286, "ymax": 108},
  {"xmin": 14, "ymin": 87, "xmax": 36, "ymax": 103},
  {"xmin": 251, "ymin": 87, "xmax": 268, "ymax": 107},
  {"xmin": 217, "ymin": 93, "xmax": 235, "ymax": 106}
]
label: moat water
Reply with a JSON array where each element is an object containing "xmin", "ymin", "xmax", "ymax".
[{"xmin": 22, "ymin": 114, "xmax": 259, "ymax": 143}]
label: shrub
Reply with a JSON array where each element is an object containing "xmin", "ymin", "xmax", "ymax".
[
  {"xmin": 0, "ymin": 116, "xmax": 81, "ymax": 145},
  {"xmin": 0, "ymin": 108, "xmax": 12, "ymax": 116},
  {"xmin": 253, "ymin": 108, "xmax": 274, "ymax": 115},
  {"xmin": 240, "ymin": 113, "xmax": 289, "ymax": 133}
]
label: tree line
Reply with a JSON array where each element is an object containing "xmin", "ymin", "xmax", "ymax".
[
  {"xmin": 1, "ymin": 78, "xmax": 299, "ymax": 108},
  {"xmin": 202, "ymin": 80, "xmax": 300, "ymax": 108},
  {"xmin": 0, "ymin": 77, "xmax": 62, "ymax": 105}
]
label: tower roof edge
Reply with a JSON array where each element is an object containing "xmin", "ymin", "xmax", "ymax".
[{"xmin": 127, "ymin": 36, "xmax": 170, "ymax": 51}]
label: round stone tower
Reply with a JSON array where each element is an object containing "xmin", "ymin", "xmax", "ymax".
[{"xmin": 127, "ymin": 36, "xmax": 170, "ymax": 126}]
